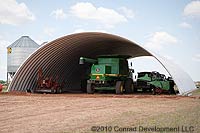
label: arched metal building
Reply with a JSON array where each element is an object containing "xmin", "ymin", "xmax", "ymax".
[{"xmin": 8, "ymin": 32, "xmax": 196, "ymax": 95}]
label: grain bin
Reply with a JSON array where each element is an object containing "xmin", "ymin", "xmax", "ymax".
[{"xmin": 7, "ymin": 36, "xmax": 39, "ymax": 83}]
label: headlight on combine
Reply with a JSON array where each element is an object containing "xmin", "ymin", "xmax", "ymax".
[{"xmin": 96, "ymin": 76, "xmax": 100, "ymax": 80}]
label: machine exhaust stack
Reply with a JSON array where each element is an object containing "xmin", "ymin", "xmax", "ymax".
[{"xmin": 79, "ymin": 57, "xmax": 97, "ymax": 65}]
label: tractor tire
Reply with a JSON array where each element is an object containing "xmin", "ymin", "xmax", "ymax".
[
  {"xmin": 125, "ymin": 78, "xmax": 133, "ymax": 94},
  {"xmin": 152, "ymin": 86, "xmax": 156, "ymax": 95},
  {"xmin": 56, "ymin": 88, "xmax": 62, "ymax": 94},
  {"xmin": 115, "ymin": 81, "xmax": 124, "ymax": 94},
  {"xmin": 30, "ymin": 89, "xmax": 35, "ymax": 93},
  {"xmin": 59, "ymin": 88, "xmax": 62, "ymax": 93},
  {"xmin": 26, "ymin": 89, "xmax": 31, "ymax": 93},
  {"xmin": 51, "ymin": 88, "xmax": 56, "ymax": 94},
  {"xmin": 87, "ymin": 83, "xmax": 95, "ymax": 94}
]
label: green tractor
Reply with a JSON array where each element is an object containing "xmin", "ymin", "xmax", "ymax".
[
  {"xmin": 79, "ymin": 55, "xmax": 134, "ymax": 94},
  {"xmin": 134, "ymin": 71, "xmax": 175, "ymax": 94}
]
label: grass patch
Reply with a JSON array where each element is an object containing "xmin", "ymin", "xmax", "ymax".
[
  {"xmin": 135, "ymin": 105, "xmax": 200, "ymax": 132},
  {"xmin": 83, "ymin": 99, "xmax": 200, "ymax": 133},
  {"xmin": 192, "ymin": 88, "xmax": 200, "ymax": 96}
]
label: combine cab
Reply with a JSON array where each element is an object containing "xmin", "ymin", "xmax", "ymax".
[
  {"xmin": 79, "ymin": 55, "xmax": 134, "ymax": 94},
  {"xmin": 134, "ymin": 71, "xmax": 175, "ymax": 94}
]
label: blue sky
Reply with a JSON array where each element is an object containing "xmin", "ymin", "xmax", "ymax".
[{"xmin": 0, "ymin": 0, "xmax": 200, "ymax": 81}]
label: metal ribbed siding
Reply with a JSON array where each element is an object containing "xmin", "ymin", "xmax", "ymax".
[
  {"xmin": 8, "ymin": 32, "xmax": 196, "ymax": 95},
  {"xmin": 7, "ymin": 36, "xmax": 39, "ymax": 73},
  {"xmin": 7, "ymin": 48, "xmax": 38, "ymax": 72}
]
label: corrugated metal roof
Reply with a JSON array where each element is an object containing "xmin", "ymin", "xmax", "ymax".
[
  {"xmin": 7, "ymin": 36, "xmax": 39, "ymax": 48},
  {"xmin": 8, "ymin": 32, "xmax": 196, "ymax": 95}
]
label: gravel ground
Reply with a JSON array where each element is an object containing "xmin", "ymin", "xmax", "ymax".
[{"xmin": 0, "ymin": 92, "xmax": 199, "ymax": 133}]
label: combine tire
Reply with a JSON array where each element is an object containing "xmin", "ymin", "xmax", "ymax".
[
  {"xmin": 152, "ymin": 87, "xmax": 163, "ymax": 95},
  {"xmin": 116, "ymin": 81, "xmax": 124, "ymax": 94},
  {"xmin": 87, "ymin": 83, "xmax": 95, "ymax": 94},
  {"xmin": 125, "ymin": 78, "xmax": 133, "ymax": 94}
]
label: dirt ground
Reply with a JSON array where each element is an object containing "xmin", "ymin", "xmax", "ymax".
[{"xmin": 0, "ymin": 92, "xmax": 200, "ymax": 133}]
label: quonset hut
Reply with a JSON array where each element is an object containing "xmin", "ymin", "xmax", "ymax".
[
  {"xmin": 7, "ymin": 36, "xmax": 40, "ymax": 83},
  {"xmin": 8, "ymin": 32, "xmax": 196, "ymax": 95}
]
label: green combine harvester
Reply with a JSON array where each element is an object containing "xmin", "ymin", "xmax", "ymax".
[
  {"xmin": 79, "ymin": 55, "xmax": 134, "ymax": 94},
  {"xmin": 134, "ymin": 71, "xmax": 175, "ymax": 94}
]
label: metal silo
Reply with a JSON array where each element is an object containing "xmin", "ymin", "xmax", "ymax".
[{"xmin": 7, "ymin": 36, "xmax": 39, "ymax": 83}]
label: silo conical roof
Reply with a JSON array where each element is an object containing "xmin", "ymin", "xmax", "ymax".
[{"xmin": 7, "ymin": 36, "xmax": 39, "ymax": 48}]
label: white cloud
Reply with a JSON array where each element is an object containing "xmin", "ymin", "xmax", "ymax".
[
  {"xmin": 51, "ymin": 9, "xmax": 67, "ymax": 20},
  {"xmin": 184, "ymin": 1, "xmax": 200, "ymax": 18},
  {"xmin": 0, "ymin": 65, "xmax": 6, "ymax": 80},
  {"xmin": 0, "ymin": 0, "xmax": 35, "ymax": 25},
  {"xmin": 73, "ymin": 29, "xmax": 85, "ymax": 33},
  {"xmin": 73, "ymin": 29, "xmax": 107, "ymax": 33},
  {"xmin": 179, "ymin": 22, "xmax": 192, "ymax": 28},
  {"xmin": 70, "ymin": 2, "xmax": 127, "ymax": 28},
  {"xmin": 35, "ymin": 40, "xmax": 48, "ymax": 45},
  {"xmin": 163, "ymin": 55, "xmax": 174, "ymax": 61},
  {"xmin": 118, "ymin": 7, "xmax": 135, "ymax": 19},
  {"xmin": 44, "ymin": 27, "xmax": 55, "ymax": 37},
  {"xmin": 144, "ymin": 31, "xmax": 178, "ymax": 51},
  {"xmin": 192, "ymin": 54, "xmax": 200, "ymax": 62},
  {"xmin": 0, "ymin": 36, "xmax": 10, "ymax": 80},
  {"xmin": 0, "ymin": 36, "xmax": 10, "ymax": 52}
]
